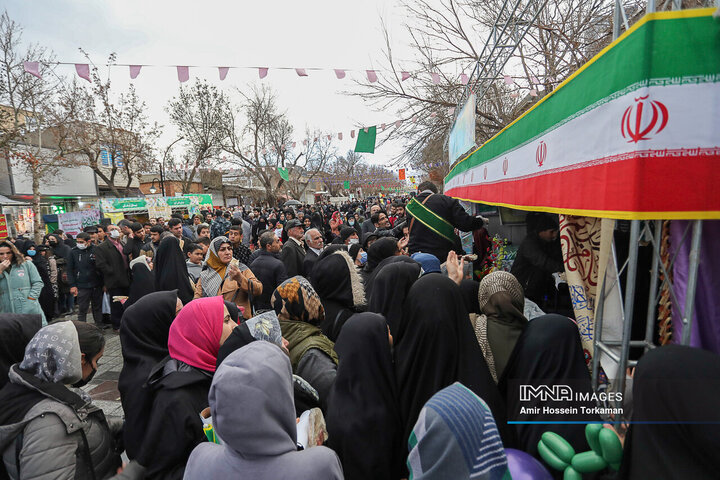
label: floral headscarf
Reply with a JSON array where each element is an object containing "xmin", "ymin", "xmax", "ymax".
[{"xmin": 271, "ymin": 276, "xmax": 325, "ymax": 326}]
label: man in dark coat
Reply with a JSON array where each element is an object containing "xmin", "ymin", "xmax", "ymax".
[
  {"xmin": 407, "ymin": 181, "xmax": 487, "ymax": 263},
  {"xmin": 303, "ymin": 228, "xmax": 325, "ymax": 279},
  {"xmin": 93, "ymin": 225, "xmax": 130, "ymax": 331},
  {"xmin": 249, "ymin": 232, "xmax": 288, "ymax": 311},
  {"xmin": 280, "ymin": 219, "xmax": 306, "ymax": 278},
  {"xmin": 360, "ymin": 204, "xmax": 382, "ymax": 236},
  {"xmin": 510, "ymin": 212, "xmax": 564, "ymax": 306},
  {"xmin": 67, "ymin": 232, "xmax": 104, "ymax": 326}
]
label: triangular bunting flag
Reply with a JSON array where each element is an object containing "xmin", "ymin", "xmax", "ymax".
[
  {"xmin": 259, "ymin": 67, "xmax": 268, "ymax": 79},
  {"xmin": 460, "ymin": 73, "xmax": 469, "ymax": 85},
  {"xmin": 23, "ymin": 62, "xmax": 41, "ymax": 79},
  {"xmin": 177, "ymin": 66, "xmax": 189, "ymax": 82},
  {"xmin": 366, "ymin": 70, "xmax": 378, "ymax": 82},
  {"xmin": 343, "ymin": 181, "xmax": 350, "ymax": 189},
  {"xmin": 338, "ymin": 132, "xmax": 343, "ymax": 140},
  {"xmin": 401, "ymin": 71, "xmax": 411, "ymax": 81},
  {"xmin": 295, "ymin": 68, "xmax": 308, "ymax": 77},
  {"xmin": 351, "ymin": 130, "xmax": 355, "ymax": 139},
  {"xmin": 398, "ymin": 168, "xmax": 406, "ymax": 180},
  {"xmin": 431, "ymin": 72, "xmax": 441, "ymax": 84},
  {"xmin": 218, "ymin": 67, "xmax": 229, "ymax": 81},
  {"xmin": 75, "ymin": 64, "xmax": 91, "ymax": 82},
  {"xmin": 354, "ymin": 126, "xmax": 376, "ymax": 154},
  {"xmin": 129, "ymin": 65, "xmax": 142, "ymax": 79},
  {"xmin": 334, "ymin": 69, "xmax": 346, "ymax": 79}
]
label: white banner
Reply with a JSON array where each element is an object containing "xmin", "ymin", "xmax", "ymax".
[{"xmin": 58, "ymin": 210, "xmax": 102, "ymax": 237}]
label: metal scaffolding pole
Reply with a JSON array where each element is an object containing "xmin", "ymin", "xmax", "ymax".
[{"xmin": 682, "ymin": 220, "xmax": 704, "ymax": 344}]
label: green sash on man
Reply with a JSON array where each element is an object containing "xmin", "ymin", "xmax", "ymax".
[{"xmin": 406, "ymin": 196, "xmax": 460, "ymax": 245}]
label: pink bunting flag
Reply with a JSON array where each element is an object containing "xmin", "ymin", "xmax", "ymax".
[
  {"xmin": 448, "ymin": 107, "xmax": 455, "ymax": 115},
  {"xmin": 529, "ymin": 89, "xmax": 538, "ymax": 97},
  {"xmin": 351, "ymin": 130, "xmax": 355, "ymax": 139},
  {"xmin": 531, "ymin": 76, "xmax": 539, "ymax": 84},
  {"xmin": 431, "ymin": 73, "xmax": 441, "ymax": 84},
  {"xmin": 401, "ymin": 71, "xmax": 411, "ymax": 81},
  {"xmin": 366, "ymin": 70, "xmax": 378, "ymax": 83},
  {"xmin": 177, "ymin": 66, "xmax": 189, "ymax": 83},
  {"xmin": 430, "ymin": 112, "xmax": 437, "ymax": 117},
  {"xmin": 381, "ymin": 123, "xmax": 386, "ymax": 131},
  {"xmin": 510, "ymin": 92, "xmax": 519, "ymax": 98},
  {"xmin": 218, "ymin": 67, "xmax": 229, "ymax": 81},
  {"xmin": 460, "ymin": 74, "xmax": 469, "ymax": 85},
  {"xmin": 262, "ymin": 148, "xmax": 267, "ymax": 154},
  {"xmin": 129, "ymin": 65, "xmax": 142, "ymax": 79},
  {"xmin": 75, "ymin": 64, "xmax": 91, "ymax": 82},
  {"xmin": 258, "ymin": 67, "xmax": 268, "ymax": 79},
  {"xmin": 338, "ymin": 132, "xmax": 343, "ymax": 140},
  {"xmin": 395, "ymin": 120, "xmax": 402, "ymax": 128},
  {"xmin": 334, "ymin": 69, "xmax": 346, "ymax": 79},
  {"xmin": 295, "ymin": 68, "xmax": 308, "ymax": 77},
  {"xmin": 292, "ymin": 142, "xmax": 296, "ymax": 148},
  {"xmin": 327, "ymin": 135, "xmax": 332, "ymax": 141},
  {"xmin": 23, "ymin": 61, "xmax": 41, "ymax": 79},
  {"xmin": 303, "ymin": 139, "xmax": 308, "ymax": 146}
]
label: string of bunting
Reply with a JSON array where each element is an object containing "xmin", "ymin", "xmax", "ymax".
[{"xmin": 22, "ymin": 60, "xmax": 543, "ymax": 91}]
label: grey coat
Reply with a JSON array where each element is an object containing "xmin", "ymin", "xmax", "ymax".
[{"xmin": 184, "ymin": 342, "xmax": 343, "ymax": 480}]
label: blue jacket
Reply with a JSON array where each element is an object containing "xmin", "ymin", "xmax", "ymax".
[{"xmin": 0, "ymin": 262, "xmax": 46, "ymax": 324}]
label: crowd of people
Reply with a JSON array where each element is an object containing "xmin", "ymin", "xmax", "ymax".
[{"xmin": 0, "ymin": 180, "xmax": 718, "ymax": 479}]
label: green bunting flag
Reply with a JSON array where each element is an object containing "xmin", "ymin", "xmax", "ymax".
[
  {"xmin": 380, "ymin": 186, "xmax": 385, "ymax": 191},
  {"xmin": 278, "ymin": 167, "xmax": 289, "ymax": 181},
  {"xmin": 354, "ymin": 126, "xmax": 376, "ymax": 154},
  {"xmin": 343, "ymin": 180, "xmax": 350, "ymax": 189}
]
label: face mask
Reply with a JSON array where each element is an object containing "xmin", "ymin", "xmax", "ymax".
[
  {"xmin": 27, "ymin": 250, "xmax": 36, "ymax": 256},
  {"xmin": 109, "ymin": 230, "xmax": 120, "ymax": 239},
  {"xmin": 349, "ymin": 238, "xmax": 359, "ymax": 245},
  {"xmin": 349, "ymin": 220, "xmax": 355, "ymax": 226},
  {"xmin": 359, "ymin": 251, "xmax": 368, "ymax": 264},
  {"xmin": 77, "ymin": 244, "xmax": 87, "ymax": 250},
  {"xmin": 72, "ymin": 365, "xmax": 97, "ymax": 388}
]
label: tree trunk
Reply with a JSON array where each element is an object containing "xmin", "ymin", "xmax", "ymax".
[{"xmin": 32, "ymin": 169, "xmax": 43, "ymax": 244}]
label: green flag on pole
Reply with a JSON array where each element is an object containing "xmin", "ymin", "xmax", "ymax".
[
  {"xmin": 354, "ymin": 126, "xmax": 376, "ymax": 154},
  {"xmin": 343, "ymin": 181, "xmax": 350, "ymax": 189},
  {"xmin": 278, "ymin": 167, "xmax": 289, "ymax": 181}
]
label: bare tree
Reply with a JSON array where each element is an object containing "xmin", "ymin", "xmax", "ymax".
[
  {"xmin": 0, "ymin": 11, "xmax": 78, "ymax": 241},
  {"xmin": 166, "ymin": 79, "xmax": 229, "ymax": 194},
  {"xmin": 284, "ymin": 129, "xmax": 337, "ymax": 201},
  {"xmin": 55, "ymin": 54, "xmax": 161, "ymax": 197},
  {"xmin": 350, "ymin": 0, "xmax": 644, "ymax": 173}
]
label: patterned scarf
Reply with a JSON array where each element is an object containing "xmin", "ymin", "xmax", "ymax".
[{"xmin": 200, "ymin": 236, "xmax": 246, "ymax": 298}]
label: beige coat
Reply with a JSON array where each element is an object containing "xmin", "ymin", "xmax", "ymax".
[{"xmin": 194, "ymin": 267, "xmax": 262, "ymax": 319}]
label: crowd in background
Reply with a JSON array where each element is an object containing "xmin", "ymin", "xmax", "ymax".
[{"xmin": 0, "ymin": 180, "xmax": 718, "ymax": 479}]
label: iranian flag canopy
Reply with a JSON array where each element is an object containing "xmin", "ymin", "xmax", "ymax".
[{"xmin": 444, "ymin": 8, "xmax": 720, "ymax": 220}]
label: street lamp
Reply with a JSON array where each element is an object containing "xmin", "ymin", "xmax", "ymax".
[{"xmin": 149, "ymin": 177, "xmax": 161, "ymax": 195}]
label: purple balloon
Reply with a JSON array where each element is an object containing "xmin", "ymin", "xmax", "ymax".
[{"xmin": 505, "ymin": 448, "xmax": 553, "ymax": 480}]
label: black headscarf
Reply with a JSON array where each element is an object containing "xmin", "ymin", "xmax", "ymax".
[
  {"xmin": 326, "ymin": 313, "xmax": 403, "ymax": 480},
  {"xmin": 498, "ymin": 314, "xmax": 598, "ymax": 459},
  {"xmin": 394, "ymin": 274, "xmax": 511, "ymax": 455},
  {"xmin": 126, "ymin": 257, "xmax": 156, "ymax": 309},
  {"xmin": 215, "ymin": 323, "xmax": 255, "ymax": 368},
  {"xmin": 311, "ymin": 251, "xmax": 365, "ymax": 341},
  {"xmin": 363, "ymin": 237, "xmax": 398, "ymax": 275},
  {"xmin": 460, "ymin": 279, "xmax": 481, "ymax": 314},
  {"xmin": 367, "ymin": 260, "xmax": 421, "ymax": 337},
  {"xmin": 223, "ymin": 300, "xmax": 240, "ymax": 324},
  {"xmin": 118, "ymin": 290, "xmax": 179, "ymax": 459},
  {"xmin": 48, "ymin": 233, "xmax": 71, "ymax": 260},
  {"xmin": 618, "ymin": 344, "xmax": 720, "ymax": 480},
  {"xmin": 0, "ymin": 314, "xmax": 42, "ymax": 389},
  {"xmin": 154, "ymin": 236, "xmax": 194, "ymax": 304},
  {"xmin": 364, "ymin": 254, "xmax": 418, "ymax": 300}
]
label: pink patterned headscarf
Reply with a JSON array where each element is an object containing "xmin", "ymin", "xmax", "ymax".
[{"xmin": 168, "ymin": 296, "xmax": 224, "ymax": 372}]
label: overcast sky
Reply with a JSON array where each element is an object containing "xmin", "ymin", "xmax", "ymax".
[{"xmin": 5, "ymin": 0, "xmax": 429, "ymax": 171}]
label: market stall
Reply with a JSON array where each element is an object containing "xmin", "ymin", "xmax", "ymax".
[
  {"xmin": 99, "ymin": 194, "xmax": 215, "ymax": 222},
  {"xmin": 444, "ymin": 8, "xmax": 720, "ymax": 403}
]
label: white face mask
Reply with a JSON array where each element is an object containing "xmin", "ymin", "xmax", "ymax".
[
  {"xmin": 349, "ymin": 238, "xmax": 359, "ymax": 245},
  {"xmin": 109, "ymin": 230, "xmax": 120, "ymax": 239},
  {"xmin": 77, "ymin": 243, "xmax": 88, "ymax": 250}
]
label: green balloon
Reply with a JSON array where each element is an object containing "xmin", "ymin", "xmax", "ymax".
[
  {"xmin": 563, "ymin": 466, "xmax": 582, "ymax": 480},
  {"xmin": 585, "ymin": 423, "xmax": 603, "ymax": 454},
  {"xmin": 538, "ymin": 440, "xmax": 570, "ymax": 471},
  {"xmin": 541, "ymin": 431, "xmax": 576, "ymax": 463},
  {"xmin": 571, "ymin": 451, "xmax": 608, "ymax": 473},
  {"xmin": 599, "ymin": 428, "xmax": 624, "ymax": 464}
]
